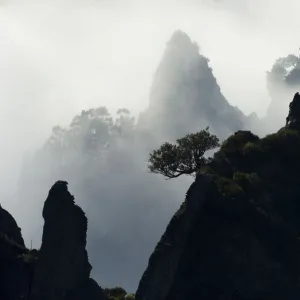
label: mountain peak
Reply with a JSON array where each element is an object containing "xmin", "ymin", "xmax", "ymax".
[
  {"xmin": 140, "ymin": 30, "xmax": 247, "ymax": 141},
  {"xmin": 167, "ymin": 30, "xmax": 195, "ymax": 47},
  {"xmin": 164, "ymin": 30, "xmax": 199, "ymax": 59}
]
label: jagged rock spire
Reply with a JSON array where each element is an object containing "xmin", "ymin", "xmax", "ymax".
[
  {"xmin": 139, "ymin": 30, "xmax": 248, "ymax": 142},
  {"xmin": 30, "ymin": 180, "xmax": 107, "ymax": 300}
]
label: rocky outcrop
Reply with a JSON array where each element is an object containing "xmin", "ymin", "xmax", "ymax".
[
  {"xmin": 0, "ymin": 205, "xmax": 24, "ymax": 246},
  {"xmin": 0, "ymin": 206, "xmax": 36, "ymax": 300},
  {"xmin": 136, "ymin": 176, "xmax": 300, "ymax": 300},
  {"xmin": 136, "ymin": 93, "xmax": 300, "ymax": 300},
  {"xmin": 0, "ymin": 181, "xmax": 108, "ymax": 300},
  {"xmin": 29, "ymin": 180, "xmax": 107, "ymax": 300},
  {"xmin": 65, "ymin": 278, "xmax": 108, "ymax": 300},
  {"xmin": 135, "ymin": 175, "xmax": 217, "ymax": 300},
  {"xmin": 0, "ymin": 235, "xmax": 31, "ymax": 300}
]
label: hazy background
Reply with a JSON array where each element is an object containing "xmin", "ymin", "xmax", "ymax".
[
  {"xmin": 1, "ymin": 0, "xmax": 300, "ymax": 292},
  {"xmin": 1, "ymin": 0, "xmax": 300, "ymax": 197}
]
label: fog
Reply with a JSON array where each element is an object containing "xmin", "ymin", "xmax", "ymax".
[
  {"xmin": 1, "ymin": 0, "xmax": 300, "ymax": 292},
  {"xmin": 1, "ymin": 0, "xmax": 300, "ymax": 197}
]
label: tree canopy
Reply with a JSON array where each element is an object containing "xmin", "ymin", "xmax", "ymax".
[
  {"xmin": 148, "ymin": 128, "xmax": 220, "ymax": 179},
  {"xmin": 42, "ymin": 106, "xmax": 135, "ymax": 168}
]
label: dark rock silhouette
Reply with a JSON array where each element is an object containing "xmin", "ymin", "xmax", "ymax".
[
  {"xmin": 0, "ymin": 204, "xmax": 24, "ymax": 247},
  {"xmin": 30, "ymin": 180, "xmax": 107, "ymax": 300},
  {"xmin": 0, "ymin": 235, "xmax": 32, "ymax": 300},
  {"xmin": 0, "ymin": 206, "xmax": 36, "ymax": 300},
  {"xmin": 136, "ymin": 175, "xmax": 216, "ymax": 300},
  {"xmin": 0, "ymin": 181, "xmax": 107, "ymax": 300},
  {"xmin": 65, "ymin": 278, "xmax": 108, "ymax": 300},
  {"xmin": 286, "ymin": 92, "xmax": 300, "ymax": 129},
  {"xmin": 136, "ymin": 93, "xmax": 300, "ymax": 300}
]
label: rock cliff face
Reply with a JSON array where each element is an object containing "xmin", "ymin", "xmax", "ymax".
[
  {"xmin": 136, "ymin": 93, "xmax": 300, "ymax": 300},
  {"xmin": 135, "ymin": 175, "xmax": 217, "ymax": 300},
  {"xmin": 0, "ymin": 181, "xmax": 107, "ymax": 300},
  {"xmin": 138, "ymin": 30, "xmax": 252, "ymax": 142}
]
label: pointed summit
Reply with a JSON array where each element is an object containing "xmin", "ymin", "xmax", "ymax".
[
  {"xmin": 168, "ymin": 30, "xmax": 191, "ymax": 43},
  {"xmin": 166, "ymin": 30, "xmax": 198, "ymax": 52},
  {"xmin": 139, "ymin": 30, "xmax": 248, "ymax": 141}
]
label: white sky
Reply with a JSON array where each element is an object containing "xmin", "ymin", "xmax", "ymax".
[{"xmin": 0, "ymin": 0, "xmax": 300, "ymax": 198}]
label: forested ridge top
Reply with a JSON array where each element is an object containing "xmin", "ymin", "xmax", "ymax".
[{"xmin": 136, "ymin": 92, "xmax": 300, "ymax": 300}]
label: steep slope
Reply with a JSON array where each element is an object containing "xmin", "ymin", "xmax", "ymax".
[
  {"xmin": 136, "ymin": 93, "xmax": 300, "ymax": 300},
  {"xmin": 138, "ymin": 30, "xmax": 252, "ymax": 142}
]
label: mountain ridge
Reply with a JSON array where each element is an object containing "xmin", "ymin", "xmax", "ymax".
[{"xmin": 136, "ymin": 92, "xmax": 300, "ymax": 300}]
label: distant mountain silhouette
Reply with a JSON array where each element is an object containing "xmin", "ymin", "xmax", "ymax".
[{"xmin": 138, "ymin": 30, "xmax": 252, "ymax": 142}]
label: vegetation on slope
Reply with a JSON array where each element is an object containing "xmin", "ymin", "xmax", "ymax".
[
  {"xmin": 149, "ymin": 92, "xmax": 300, "ymax": 234},
  {"xmin": 138, "ymin": 92, "xmax": 300, "ymax": 300},
  {"xmin": 104, "ymin": 287, "xmax": 135, "ymax": 300}
]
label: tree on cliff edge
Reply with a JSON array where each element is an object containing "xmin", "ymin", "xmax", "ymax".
[{"xmin": 148, "ymin": 128, "xmax": 220, "ymax": 179}]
